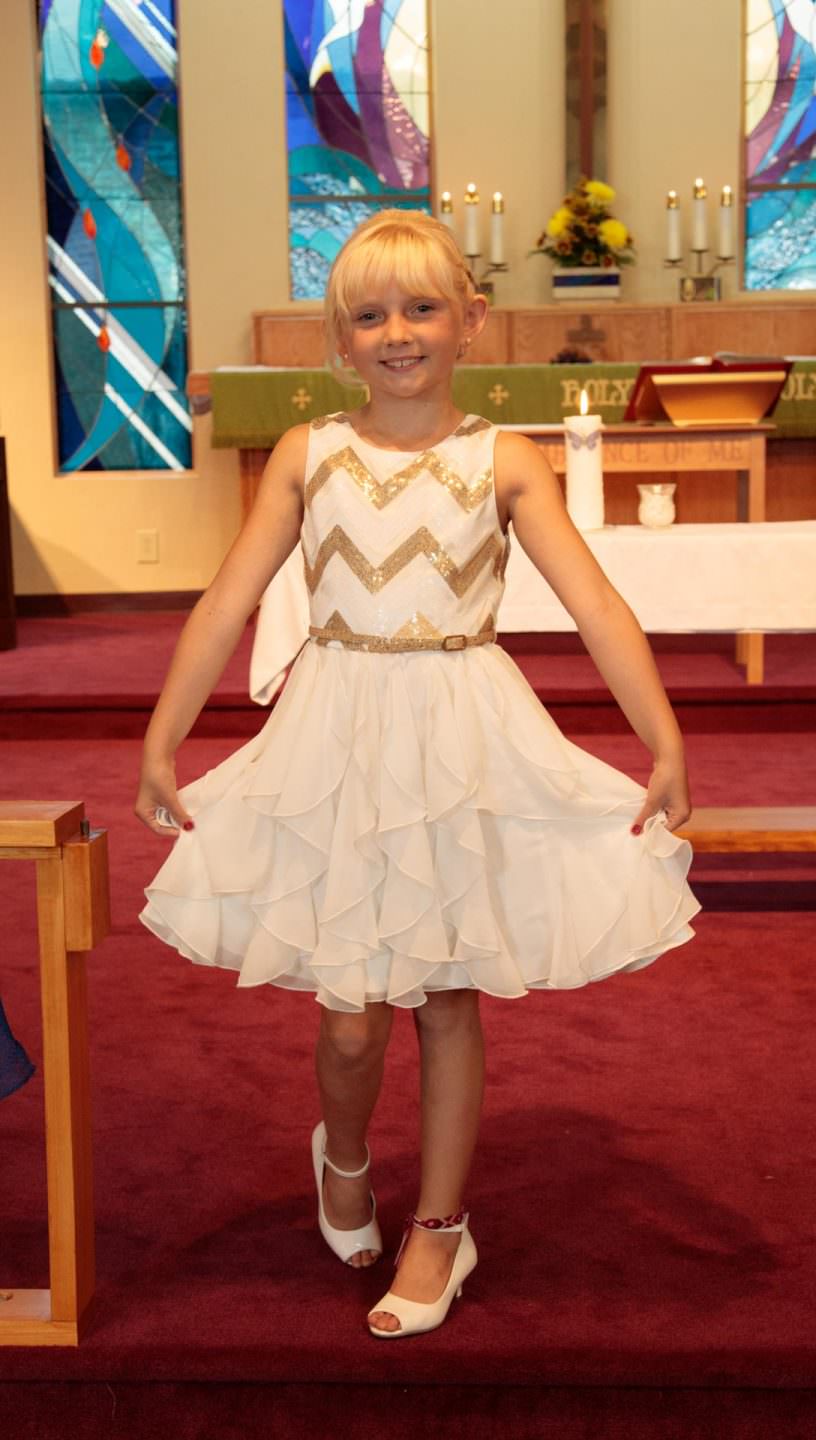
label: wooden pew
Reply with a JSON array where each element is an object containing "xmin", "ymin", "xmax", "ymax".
[
  {"xmin": 677, "ymin": 807, "xmax": 816, "ymax": 853},
  {"xmin": 0, "ymin": 802, "xmax": 110, "ymax": 1347}
]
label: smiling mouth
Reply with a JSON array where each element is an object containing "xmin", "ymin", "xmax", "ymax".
[{"xmin": 381, "ymin": 356, "xmax": 424, "ymax": 369}]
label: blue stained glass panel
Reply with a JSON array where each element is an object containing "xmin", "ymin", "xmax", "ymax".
[
  {"xmin": 289, "ymin": 197, "xmax": 427, "ymax": 301},
  {"xmin": 744, "ymin": 187, "xmax": 816, "ymax": 290},
  {"xmin": 38, "ymin": 0, "xmax": 191, "ymax": 471},
  {"xmin": 284, "ymin": 1, "xmax": 431, "ymax": 299},
  {"xmin": 744, "ymin": 0, "xmax": 816, "ymax": 292}
]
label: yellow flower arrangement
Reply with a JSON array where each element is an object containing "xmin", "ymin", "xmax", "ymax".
[
  {"xmin": 585, "ymin": 179, "xmax": 615, "ymax": 205},
  {"xmin": 599, "ymin": 217, "xmax": 629, "ymax": 250},
  {"xmin": 546, "ymin": 207, "xmax": 571, "ymax": 238},
  {"xmin": 532, "ymin": 177, "xmax": 635, "ymax": 269}
]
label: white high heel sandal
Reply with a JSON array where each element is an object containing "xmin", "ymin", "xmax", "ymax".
[
  {"xmin": 311, "ymin": 1121, "xmax": 382, "ymax": 1266},
  {"xmin": 367, "ymin": 1209, "xmax": 478, "ymax": 1338}
]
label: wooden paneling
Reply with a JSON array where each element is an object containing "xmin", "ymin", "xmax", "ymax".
[
  {"xmin": 509, "ymin": 305, "xmax": 670, "ymax": 362},
  {"xmin": 670, "ymin": 302, "xmax": 816, "ymax": 360},
  {"xmin": 766, "ymin": 440, "xmax": 816, "ymax": 520},
  {"xmin": 251, "ymin": 307, "xmax": 509, "ymax": 367},
  {"xmin": 462, "ymin": 308, "xmax": 510, "ymax": 365},
  {"xmin": 249, "ymin": 301, "xmax": 815, "ymax": 368},
  {"xmin": 253, "ymin": 311, "xmax": 325, "ymax": 367}
]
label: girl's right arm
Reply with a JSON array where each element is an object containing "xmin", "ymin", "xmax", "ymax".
[{"xmin": 135, "ymin": 424, "xmax": 308, "ymax": 836}]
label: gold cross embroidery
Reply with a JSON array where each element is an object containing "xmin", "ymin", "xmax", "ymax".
[
  {"xmin": 291, "ymin": 387, "xmax": 313, "ymax": 412},
  {"xmin": 488, "ymin": 384, "xmax": 510, "ymax": 407}
]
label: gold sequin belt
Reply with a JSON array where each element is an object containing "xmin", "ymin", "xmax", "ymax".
[{"xmin": 308, "ymin": 625, "xmax": 496, "ymax": 653}]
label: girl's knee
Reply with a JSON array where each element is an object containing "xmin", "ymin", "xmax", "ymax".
[
  {"xmin": 320, "ymin": 1003, "xmax": 393, "ymax": 1064},
  {"xmin": 414, "ymin": 987, "xmax": 481, "ymax": 1035}
]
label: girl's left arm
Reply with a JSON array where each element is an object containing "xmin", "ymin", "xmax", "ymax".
[{"xmin": 497, "ymin": 433, "xmax": 690, "ymax": 833}]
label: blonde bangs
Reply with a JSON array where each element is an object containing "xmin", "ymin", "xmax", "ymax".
[{"xmin": 325, "ymin": 210, "xmax": 476, "ymax": 373}]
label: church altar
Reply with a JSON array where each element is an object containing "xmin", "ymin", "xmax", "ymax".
[
  {"xmin": 199, "ymin": 361, "xmax": 816, "ymax": 449},
  {"xmin": 189, "ymin": 307, "xmax": 816, "ymax": 694},
  {"xmin": 248, "ymin": 520, "xmax": 816, "ymax": 704}
]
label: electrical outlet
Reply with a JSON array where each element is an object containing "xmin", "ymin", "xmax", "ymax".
[{"xmin": 137, "ymin": 529, "xmax": 159, "ymax": 564}]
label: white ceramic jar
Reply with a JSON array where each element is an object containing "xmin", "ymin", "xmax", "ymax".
[{"xmin": 637, "ymin": 482, "xmax": 676, "ymax": 528}]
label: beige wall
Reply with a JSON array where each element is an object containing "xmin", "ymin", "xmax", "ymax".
[
  {"xmin": 1, "ymin": 0, "xmax": 743, "ymax": 596},
  {"xmin": 608, "ymin": 0, "xmax": 742, "ymax": 304}
]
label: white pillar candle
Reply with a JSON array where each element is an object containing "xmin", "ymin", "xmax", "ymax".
[
  {"xmin": 718, "ymin": 184, "xmax": 734, "ymax": 259},
  {"xmin": 439, "ymin": 191, "xmax": 455, "ymax": 232},
  {"xmin": 564, "ymin": 388, "xmax": 604, "ymax": 531},
  {"xmin": 489, "ymin": 192, "xmax": 504, "ymax": 264},
  {"xmin": 463, "ymin": 182, "xmax": 480, "ymax": 256},
  {"xmin": 691, "ymin": 177, "xmax": 708, "ymax": 252},
  {"xmin": 666, "ymin": 190, "xmax": 682, "ymax": 261}
]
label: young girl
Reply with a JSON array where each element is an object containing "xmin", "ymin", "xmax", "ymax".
[{"xmin": 136, "ymin": 210, "xmax": 700, "ymax": 1340}]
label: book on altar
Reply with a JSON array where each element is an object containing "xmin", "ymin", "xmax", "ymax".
[{"xmin": 624, "ymin": 355, "xmax": 792, "ymax": 427}]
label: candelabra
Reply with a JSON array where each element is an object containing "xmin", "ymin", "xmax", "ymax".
[
  {"xmin": 463, "ymin": 256, "xmax": 509, "ymax": 304},
  {"xmin": 664, "ymin": 182, "xmax": 735, "ymax": 302},
  {"xmin": 443, "ymin": 186, "xmax": 509, "ymax": 302}
]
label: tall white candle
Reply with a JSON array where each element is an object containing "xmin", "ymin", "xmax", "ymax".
[
  {"xmin": 691, "ymin": 177, "xmax": 708, "ymax": 252},
  {"xmin": 463, "ymin": 182, "xmax": 480, "ymax": 256},
  {"xmin": 666, "ymin": 190, "xmax": 682, "ymax": 261},
  {"xmin": 718, "ymin": 184, "xmax": 734, "ymax": 259},
  {"xmin": 564, "ymin": 388, "xmax": 604, "ymax": 531},
  {"xmin": 489, "ymin": 191, "xmax": 504, "ymax": 264},
  {"xmin": 439, "ymin": 190, "xmax": 454, "ymax": 232}
]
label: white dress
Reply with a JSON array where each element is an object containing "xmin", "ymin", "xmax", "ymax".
[{"xmin": 140, "ymin": 413, "xmax": 701, "ymax": 1011}]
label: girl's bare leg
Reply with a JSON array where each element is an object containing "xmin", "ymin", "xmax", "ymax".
[
  {"xmin": 369, "ymin": 988, "xmax": 485, "ymax": 1331},
  {"xmin": 316, "ymin": 1000, "xmax": 394, "ymax": 1267}
]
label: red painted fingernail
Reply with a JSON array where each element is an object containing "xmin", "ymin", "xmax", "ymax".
[
  {"xmin": 631, "ymin": 824, "xmax": 641, "ymax": 835},
  {"xmin": 183, "ymin": 821, "xmax": 194, "ymax": 831}
]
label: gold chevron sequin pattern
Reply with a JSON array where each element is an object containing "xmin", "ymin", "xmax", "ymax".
[
  {"xmin": 303, "ymin": 525, "xmax": 507, "ymax": 598},
  {"xmin": 306, "ymin": 446, "xmax": 494, "ymax": 513}
]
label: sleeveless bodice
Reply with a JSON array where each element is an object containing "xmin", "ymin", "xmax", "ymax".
[{"xmin": 300, "ymin": 412, "xmax": 510, "ymax": 650}]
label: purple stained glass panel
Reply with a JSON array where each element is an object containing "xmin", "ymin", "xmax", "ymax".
[{"xmin": 284, "ymin": 1, "xmax": 430, "ymax": 298}]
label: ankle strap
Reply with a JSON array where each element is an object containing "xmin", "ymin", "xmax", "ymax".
[
  {"xmin": 410, "ymin": 1209, "xmax": 468, "ymax": 1232},
  {"xmin": 322, "ymin": 1140, "xmax": 370, "ymax": 1180},
  {"xmin": 394, "ymin": 1208, "xmax": 468, "ymax": 1267}
]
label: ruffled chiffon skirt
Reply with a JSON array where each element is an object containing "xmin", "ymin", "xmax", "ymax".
[{"xmin": 140, "ymin": 640, "xmax": 701, "ymax": 1011}]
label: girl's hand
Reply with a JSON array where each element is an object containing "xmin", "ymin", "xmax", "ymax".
[
  {"xmin": 631, "ymin": 753, "xmax": 691, "ymax": 836},
  {"xmin": 135, "ymin": 756, "xmax": 194, "ymax": 838}
]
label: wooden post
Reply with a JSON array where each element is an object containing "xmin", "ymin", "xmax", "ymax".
[
  {"xmin": 0, "ymin": 802, "xmax": 109, "ymax": 1347},
  {"xmin": 566, "ymin": 0, "xmax": 607, "ymax": 188}
]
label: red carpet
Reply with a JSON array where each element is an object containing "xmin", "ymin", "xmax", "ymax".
[
  {"xmin": 2, "ymin": 621, "xmax": 815, "ymax": 1434},
  {"xmin": 2, "ymin": 615, "xmax": 814, "ymax": 740}
]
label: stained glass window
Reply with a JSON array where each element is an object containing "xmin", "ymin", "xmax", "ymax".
[
  {"xmin": 744, "ymin": 0, "xmax": 816, "ymax": 291},
  {"xmin": 284, "ymin": 1, "xmax": 431, "ymax": 300},
  {"xmin": 38, "ymin": 0, "xmax": 191, "ymax": 472}
]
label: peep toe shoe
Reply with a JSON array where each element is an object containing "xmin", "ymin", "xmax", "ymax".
[
  {"xmin": 367, "ymin": 1209, "xmax": 477, "ymax": 1338},
  {"xmin": 311, "ymin": 1120, "xmax": 382, "ymax": 1266}
]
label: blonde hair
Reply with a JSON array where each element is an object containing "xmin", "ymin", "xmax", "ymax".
[{"xmin": 324, "ymin": 209, "xmax": 478, "ymax": 375}]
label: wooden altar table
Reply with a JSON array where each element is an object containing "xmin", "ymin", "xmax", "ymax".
[
  {"xmin": 509, "ymin": 423, "xmax": 770, "ymax": 683},
  {"xmin": 506, "ymin": 423, "xmax": 769, "ymax": 523}
]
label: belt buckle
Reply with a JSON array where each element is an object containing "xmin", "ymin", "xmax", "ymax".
[{"xmin": 441, "ymin": 634, "xmax": 467, "ymax": 651}]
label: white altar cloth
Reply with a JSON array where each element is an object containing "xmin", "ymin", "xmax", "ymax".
[{"xmin": 248, "ymin": 520, "xmax": 816, "ymax": 704}]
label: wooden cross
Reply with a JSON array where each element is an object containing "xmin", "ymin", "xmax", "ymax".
[
  {"xmin": 566, "ymin": 0, "xmax": 607, "ymax": 186},
  {"xmin": 566, "ymin": 313, "xmax": 607, "ymax": 350}
]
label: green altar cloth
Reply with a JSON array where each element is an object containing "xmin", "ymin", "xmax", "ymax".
[{"xmin": 210, "ymin": 361, "xmax": 816, "ymax": 448}]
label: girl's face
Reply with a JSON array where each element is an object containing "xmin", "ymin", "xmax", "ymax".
[{"xmin": 340, "ymin": 281, "xmax": 477, "ymax": 402}]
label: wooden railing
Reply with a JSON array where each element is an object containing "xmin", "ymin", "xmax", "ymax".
[{"xmin": 0, "ymin": 802, "xmax": 110, "ymax": 1347}]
